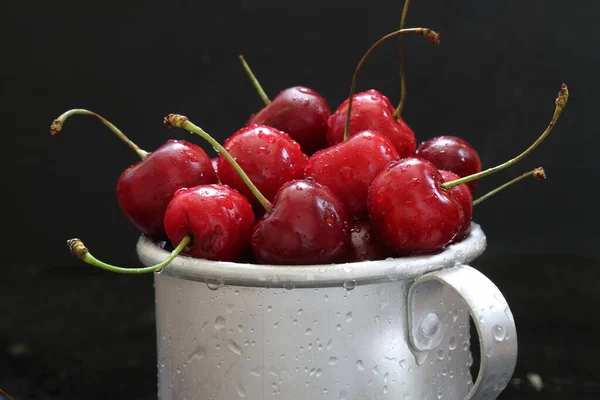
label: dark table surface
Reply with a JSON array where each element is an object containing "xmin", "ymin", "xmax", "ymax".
[{"xmin": 1, "ymin": 250, "xmax": 599, "ymax": 400}]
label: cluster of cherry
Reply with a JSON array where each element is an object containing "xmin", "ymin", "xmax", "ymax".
[{"xmin": 52, "ymin": 27, "xmax": 567, "ymax": 272}]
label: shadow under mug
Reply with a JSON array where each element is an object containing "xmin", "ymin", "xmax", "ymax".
[{"xmin": 137, "ymin": 222, "xmax": 517, "ymax": 400}]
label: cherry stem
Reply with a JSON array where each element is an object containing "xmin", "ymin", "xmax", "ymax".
[
  {"xmin": 442, "ymin": 84, "xmax": 568, "ymax": 190},
  {"xmin": 473, "ymin": 167, "xmax": 546, "ymax": 206},
  {"xmin": 239, "ymin": 55, "xmax": 271, "ymax": 106},
  {"xmin": 67, "ymin": 235, "xmax": 191, "ymax": 274},
  {"xmin": 393, "ymin": 0, "xmax": 411, "ymax": 119},
  {"xmin": 344, "ymin": 28, "xmax": 440, "ymax": 141},
  {"xmin": 164, "ymin": 114, "xmax": 274, "ymax": 213},
  {"xmin": 0, "ymin": 389, "xmax": 15, "ymax": 400},
  {"xmin": 50, "ymin": 109, "xmax": 149, "ymax": 159}
]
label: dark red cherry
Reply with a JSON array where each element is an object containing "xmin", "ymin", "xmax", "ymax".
[
  {"xmin": 216, "ymin": 125, "xmax": 308, "ymax": 207},
  {"xmin": 305, "ymin": 130, "xmax": 400, "ymax": 219},
  {"xmin": 117, "ymin": 139, "xmax": 217, "ymax": 240},
  {"xmin": 247, "ymin": 86, "xmax": 332, "ymax": 155},
  {"xmin": 367, "ymin": 157, "xmax": 465, "ymax": 255},
  {"xmin": 416, "ymin": 136, "xmax": 482, "ymax": 191},
  {"xmin": 251, "ymin": 179, "xmax": 350, "ymax": 265},
  {"xmin": 163, "ymin": 184, "xmax": 255, "ymax": 261},
  {"xmin": 345, "ymin": 220, "xmax": 390, "ymax": 262},
  {"xmin": 439, "ymin": 170, "xmax": 472, "ymax": 242},
  {"xmin": 326, "ymin": 89, "xmax": 416, "ymax": 158}
]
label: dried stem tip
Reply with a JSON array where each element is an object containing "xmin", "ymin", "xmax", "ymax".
[
  {"xmin": 556, "ymin": 84, "xmax": 569, "ymax": 108},
  {"xmin": 533, "ymin": 167, "xmax": 546, "ymax": 180},
  {"xmin": 67, "ymin": 238, "xmax": 88, "ymax": 259},
  {"xmin": 164, "ymin": 114, "xmax": 189, "ymax": 129}
]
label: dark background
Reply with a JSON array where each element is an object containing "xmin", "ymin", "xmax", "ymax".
[{"xmin": 1, "ymin": 0, "xmax": 599, "ymax": 399}]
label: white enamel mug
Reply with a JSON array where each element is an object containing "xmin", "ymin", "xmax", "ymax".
[{"xmin": 137, "ymin": 223, "xmax": 517, "ymax": 400}]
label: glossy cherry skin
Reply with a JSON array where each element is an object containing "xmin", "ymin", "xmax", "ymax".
[
  {"xmin": 416, "ymin": 136, "xmax": 482, "ymax": 191},
  {"xmin": 211, "ymin": 157, "xmax": 220, "ymax": 181},
  {"xmin": 367, "ymin": 157, "xmax": 465, "ymax": 255},
  {"xmin": 251, "ymin": 179, "xmax": 350, "ymax": 265},
  {"xmin": 326, "ymin": 89, "xmax": 416, "ymax": 158},
  {"xmin": 116, "ymin": 140, "xmax": 217, "ymax": 240},
  {"xmin": 247, "ymin": 86, "xmax": 331, "ymax": 155},
  {"xmin": 217, "ymin": 125, "xmax": 308, "ymax": 208},
  {"xmin": 163, "ymin": 185, "xmax": 255, "ymax": 261},
  {"xmin": 305, "ymin": 130, "xmax": 400, "ymax": 220},
  {"xmin": 439, "ymin": 170, "xmax": 472, "ymax": 242},
  {"xmin": 344, "ymin": 220, "xmax": 390, "ymax": 262}
]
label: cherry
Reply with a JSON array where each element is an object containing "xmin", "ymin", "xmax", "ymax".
[
  {"xmin": 345, "ymin": 220, "xmax": 390, "ymax": 262},
  {"xmin": 216, "ymin": 125, "xmax": 308, "ymax": 208},
  {"xmin": 305, "ymin": 130, "xmax": 400, "ymax": 219},
  {"xmin": 369, "ymin": 84, "xmax": 568, "ymax": 255},
  {"xmin": 368, "ymin": 157, "xmax": 465, "ymax": 255},
  {"xmin": 416, "ymin": 136, "xmax": 482, "ymax": 191},
  {"xmin": 250, "ymin": 179, "xmax": 350, "ymax": 265},
  {"xmin": 247, "ymin": 86, "xmax": 332, "ymax": 155},
  {"xmin": 439, "ymin": 170, "xmax": 472, "ymax": 242},
  {"xmin": 165, "ymin": 115, "xmax": 350, "ymax": 266},
  {"xmin": 327, "ymin": 28, "xmax": 440, "ymax": 156},
  {"xmin": 327, "ymin": 90, "xmax": 416, "ymax": 157},
  {"xmin": 239, "ymin": 56, "xmax": 332, "ymax": 155},
  {"xmin": 163, "ymin": 185, "xmax": 255, "ymax": 261},
  {"xmin": 51, "ymin": 109, "xmax": 217, "ymax": 240}
]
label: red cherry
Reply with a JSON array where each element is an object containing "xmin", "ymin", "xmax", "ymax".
[
  {"xmin": 439, "ymin": 170, "xmax": 473, "ymax": 242},
  {"xmin": 217, "ymin": 125, "xmax": 308, "ymax": 207},
  {"xmin": 163, "ymin": 185, "xmax": 255, "ymax": 261},
  {"xmin": 326, "ymin": 90, "xmax": 416, "ymax": 157},
  {"xmin": 50, "ymin": 110, "xmax": 217, "ymax": 241},
  {"xmin": 251, "ymin": 179, "xmax": 350, "ymax": 265},
  {"xmin": 247, "ymin": 86, "xmax": 332, "ymax": 155},
  {"xmin": 345, "ymin": 220, "xmax": 390, "ymax": 262},
  {"xmin": 117, "ymin": 140, "xmax": 217, "ymax": 240},
  {"xmin": 305, "ymin": 130, "xmax": 400, "ymax": 219},
  {"xmin": 416, "ymin": 136, "xmax": 482, "ymax": 191},
  {"xmin": 367, "ymin": 157, "xmax": 465, "ymax": 255}
]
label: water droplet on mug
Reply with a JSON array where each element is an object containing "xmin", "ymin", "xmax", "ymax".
[
  {"xmin": 228, "ymin": 339, "xmax": 243, "ymax": 355},
  {"xmin": 343, "ymin": 280, "xmax": 357, "ymax": 291},
  {"xmin": 345, "ymin": 312, "xmax": 353, "ymax": 323},
  {"xmin": 283, "ymin": 281, "xmax": 295, "ymax": 290},
  {"xmin": 329, "ymin": 357, "xmax": 338, "ymax": 365},
  {"xmin": 214, "ymin": 315, "xmax": 226, "ymax": 331},
  {"xmin": 495, "ymin": 378, "xmax": 508, "ymax": 391},
  {"xmin": 374, "ymin": 315, "xmax": 380, "ymax": 324},
  {"xmin": 399, "ymin": 359, "xmax": 407, "ymax": 369},
  {"xmin": 356, "ymin": 360, "xmax": 365, "ymax": 371},
  {"xmin": 448, "ymin": 335, "xmax": 457, "ymax": 350},
  {"xmin": 237, "ymin": 383, "xmax": 247, "ymax": 397},
  {"xmin": 343, "ymin": 264, "xmax": 353, "ymax": 273},
  {"xmin": 437, "ymin": 349, "xmax": 445, "ymax": 360},
  {"xmin": 492, "ymin": 325, "xmax": 506, "ymax": 341},
  {"xmin": 419, "ymin": 313, "xmax": 441, "ymax": 339},
  {"xmin": 206, "ymin": 277, "xmax": 223, "ymax": 290}
]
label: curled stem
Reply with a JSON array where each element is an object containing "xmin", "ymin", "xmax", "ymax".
[
  {"xmin": 344, "ymin": 28, "xmax": 440, "ymax": 140},
  {"xmin": 50, "ymin": 109, "xmax": 149, "ymax": 159},
  {"xmin": 164, "ymin": 114, "xmax": 273, "ymax": 213},
  {"xmin": 239, "ymin": 55, "xmax": 271, "ymax": 106},
  {"xmin": 67, "ymin": 236, "xmax": 191, "ymax": 274},
  {"xmin": 442, "ymin": 84, "xmax": 568, "ymax": 189},
  {"xmin": 393, "ymin": 0, "xmax": 411, "ymax": 119},
  {"xmin": 473, "ymin": 167, "xmax": 546, "ymax": 206}
]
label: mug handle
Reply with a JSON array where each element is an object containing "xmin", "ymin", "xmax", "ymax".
[{"xmin": 407, "ymin": 264, "xmax": 518, "ymax": 400}]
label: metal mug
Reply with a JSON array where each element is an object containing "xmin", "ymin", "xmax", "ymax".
[{"xmin": 137, "ymin": 223, "xmax": 517, "ymax": 400}]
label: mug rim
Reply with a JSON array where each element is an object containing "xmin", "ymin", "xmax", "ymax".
[{"xmin": 136, "ymin": 222, "xmax": 486, "ymax": 288}]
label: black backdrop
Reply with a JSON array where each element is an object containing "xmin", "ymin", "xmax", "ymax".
[{"xmin": 2, "ymin": 0, "xmax": 599, "ymax": 399}]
